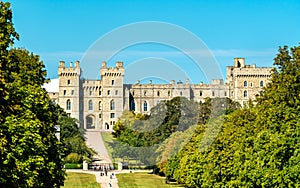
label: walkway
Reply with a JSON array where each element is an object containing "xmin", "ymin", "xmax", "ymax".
[
  {"xmin": 66, "ymin": 169, "xmax": 152, "ymax": 188},
  {"xmin": 67, "ymin": 169, "xmax": 119, "ymax": 188},
  {"xmin": 85, "ymin": 130, "xmax": 111, "ymax": 163}
]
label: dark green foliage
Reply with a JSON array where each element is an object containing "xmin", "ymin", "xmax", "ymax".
[
  {"xmin": 113, "ymin": 97, "xmax": 200, "ymax": 147},
  {"xmin": 0, "ymin": 2, "xmax": 65, "ymax": 187},
  {"xmin": 166, "ymin": 44, "xmax": 300, "ymax": 187},
  {"xmin": 59, "ymin": 115, "xmax": 95, "ymax": 161}
]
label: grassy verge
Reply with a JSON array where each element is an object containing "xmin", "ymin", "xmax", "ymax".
[
  {"xmin": 117, "ymin": 172, "xmax": 184, "ymax": 188},
  {"xmin": 101, "ymin": 131, "xmax": 114, "ymax": 161},
  {"xmin": 62, "ymin": 172, "xmax": 100, "ymax": 188}
]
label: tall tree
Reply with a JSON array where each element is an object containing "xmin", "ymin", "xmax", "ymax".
[
  {"xmin": 0, "ymin": 3, "xmax": 65, "ymax": 186},
  {"xmin": 166, "ymin": 44, "xmax": 300, "ymax": 187},
  {"xmin": 0, "ymin": 1, "xmax": 19, "ymax": 117}
]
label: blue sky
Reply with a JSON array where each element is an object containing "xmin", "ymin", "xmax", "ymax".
[{"xmin": 9, "ymin": 0, "xmax": 300, "ymax": 83}]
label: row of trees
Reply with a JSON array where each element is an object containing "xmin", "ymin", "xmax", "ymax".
[
  {"xmin": 111, "ymin": 42, "xmax": 300, "ymax": 186},
  {"xmin": 164, "ymin": 45, "xmax": 300, "ymax": 187},
  {"xmin": 0, "ymin": 2, "xmax": 94, "ymax": 187},
  {"xmin": 112, "ymin": 96, "xmax": 240, "ymax": 167}
]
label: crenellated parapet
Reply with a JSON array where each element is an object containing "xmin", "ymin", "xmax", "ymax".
[{"xmin": 58, "ymin": 61, "xmax": 81, "ymax": 77}]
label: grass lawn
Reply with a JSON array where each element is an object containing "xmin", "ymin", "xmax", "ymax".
[
  {"xmin": 101, "ymin": 131, "xmax": 114, "ymax": 161},
  {"xmin": 117, "ymin": 172, "xmax": 184, "ymax": 188},
  {"xmin": 62, "ymin": 172, "xmax": 100, "ymax": 188}
]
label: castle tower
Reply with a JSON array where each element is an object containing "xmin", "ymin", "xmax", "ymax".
[
  {"xmin": 100, "ymin": 61, "xmax": 124, "ymax": 130},
  {"xmin": 58, "ymin": 61, "xmax": 82, "ymax": 124},
  {"xmin": 226, "ymin": 58, "xmax": 272, "ymax": 107}
]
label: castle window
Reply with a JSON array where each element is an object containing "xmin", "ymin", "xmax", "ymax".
[
  {"xmin": 200, "ymin": 91, "xmax": 203, "ymax": 96},
  {"xmin": 110, "ymin": 100, "xmax": 115, "ymax": 110},
  {"xmin": 71, "ymin": 90, "xmax": 74, "ymax": 95},
  {"xmin": 89, "ymin": 90, "xmax": 93, "ymax": 96},
  {"xmin": 132, "ymin": 91, "xmax": 134, "ymax": 96},
  {"xmin": 110, "ymin": 113, "xmax": 115, "ymax": 118},
  {"xmin": 107, "ymin": 90, "xmax": 110, "ymax": 96},
  {"xmin": 115, "ymin": 90, "xmax": 118, "ymax": 95},
  {"xmin": 244, "ymin": 90, "xmax": 248, "ymax": 98},
  {"xmin": 130, "ymin": 100, "xmax": 135, "ymax": 111},
  {"xmin": 99, "ymin": 90, "xmax": 102, "ymax": 96},
  {"xmin": 112, "ymin": 80, "xmax": 115, "ymax": 86},
  {"xmin": 144, "ymin": 91, "xmax": 147, "ymax": 96},
  {"xmin": 66, "ymin": 99, "xmax": 71, "ymax": 110},
  {"xmin": 244, "ymin": 81, "xmax": 247, "ymax": 87},
  {"xmin": 98, "ymin": 101, "xmax": 102, "ymax": 110},
  {"xmin": 168, "ymin": 91, "xmax": 170, "ymax": 97},
  {"xmin": 99, "ymin": 113, "xmax": 102, "ymax": 118},
  {"xmin": 212, "ymin": 91, "xmax": 215, "ymax": 97},
  {"xmin": 250, "ymin": 82, "xmax": 253, "ymax": 87},
  {"xmin": 180, "ymin": 91, "xmax": 182, "ymax": 96},
  {"xmin": 143, "ymin": 101, "xmax": 148, "ymax": 111},
  {"xmin": 67, "ymin": 80, "xmax": 70, "ymax": 85},
  {"xmin": 63, "ymin": 90, "xmax": 66, "ymax": 96},
  {"xmin": 88, "ymin": 100, "xmax": 93, "ymax": 110},
  {"xmin": 157, "ymin": 91, "xmax": 160, "ymax": 96},
  {"xmin": 224, "ymin": 91, "xmax": 227, "ymax": 97},
  {"xmin": 260, "ymin": 81, "xmax": 264, "ymax": 87}
]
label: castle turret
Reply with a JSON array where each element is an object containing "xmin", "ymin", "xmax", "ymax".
[
  {"xmin": 100, "ymin": 61, "xmax": 124, "ymax": 130},
  {"xmin": 234, "ymin": 57, "xmax": 245, "ymax": 68},
  {"xmin": 58, "ymin": 61, "xmax": 82, "ymax": 126}
]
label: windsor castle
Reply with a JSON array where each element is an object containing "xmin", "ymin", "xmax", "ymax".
[{"xmin": 45, "ymin": 58, "xmax": 272, "ymax": 131}]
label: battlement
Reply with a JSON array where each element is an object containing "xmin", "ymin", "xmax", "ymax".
[
  {"xmin": 58, "ymin": 61, "xmax": 81, "ymax": 76},
  {"xmin": 100, "ymin": 61, "xmax": 124, "ymax": 77}
]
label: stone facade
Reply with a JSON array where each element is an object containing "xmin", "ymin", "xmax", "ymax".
[{"xmin": 48, "ymin": 57, "xmax": 272, "ymax": 131}]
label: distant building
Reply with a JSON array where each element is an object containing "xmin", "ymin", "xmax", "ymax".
[{"xmin": 44, "ymin": 58, "xmax": 272, "ymax": 131}]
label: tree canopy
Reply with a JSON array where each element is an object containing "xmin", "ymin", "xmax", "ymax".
[
  {"xmin": 0, "ymin": 2, "xmax": 65, "ymax": 187},
  {"xmin": 165, "ymin": 44, "xmax": 300, "ymax": 187}
]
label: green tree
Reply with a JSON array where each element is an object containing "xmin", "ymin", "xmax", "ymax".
[
  {"xmin": 59, "ymin": 115, "xmax": 95, "ymax": 161},
  {"xmin": 167, "ymin": 44, "xmax": 300, "ymax": 187},
  {"xmin": 0, "ymin": 3, "xmax": 65, "ymax": 186}
]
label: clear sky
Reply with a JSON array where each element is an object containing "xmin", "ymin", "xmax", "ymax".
[{"xmin": 9, "ymin": 0, "xmax": 300, "ymax": 83}]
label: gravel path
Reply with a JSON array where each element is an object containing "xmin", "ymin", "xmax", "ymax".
[{"xmin": 85, "ymin": 130, "xmax": 111, "ymax": 163}]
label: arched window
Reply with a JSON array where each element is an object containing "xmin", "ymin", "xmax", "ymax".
[
  {"xmin": 157, "ymin": 91, "xmax": 160, "ymax": 96},
  {"xmin": 260, "ymin": 81, "xmax": 264, "ymax": 87},
  {"xmin": 244, "ymin": 81, "xmax": 247, "ymax": 87},
  {"xmin": 200, "ymin": 91, "xmax": 203, "ymax": 96},
  {"xmin": 110, "ymin": 100, "xmax": 115, "ymax": 110},
  {"xmin": 66, "ymin": 99, "xmax": 71, "ymax": 110},
  {"xmin": 180, "ymin": 91, "xmax": 182, "ymax": 96},
  {"xmin": 130, "ymin": 100, "xmax": 135, "ymax": 111},
  {"xmin": 143, "ymin": 101, "xmax": 148, "ymax": 111},
  {"xmin": 168, "ymin": 91, "xmax": 170, "ymax": 97},
  {"xmin": 144, "ymin": 91, "xmax": 147, "ymax": 96},
  {"xmin": 244, "ymin": 90, "xmax": 248, "ymax": 98},
  {"xmin": 88, "ymin": 100, "xmax": 93, "ymax": 110},
  {"xmin": 98, "ymin": 101, "xmax": 102, "ymax": 110}
]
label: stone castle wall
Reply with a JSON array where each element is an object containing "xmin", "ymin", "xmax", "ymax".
[{"xmin": 49, "ymin": 57, "xmax": 272, "ymax": 131}]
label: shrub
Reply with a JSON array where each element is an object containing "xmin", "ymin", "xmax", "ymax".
[
  {"xmin": 64, "ymin": 163, "xmax": 83, "ymax": 169},
  {"xmin": 65, "ymin": 153, "xmax": 82, "ymax": 163}
]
